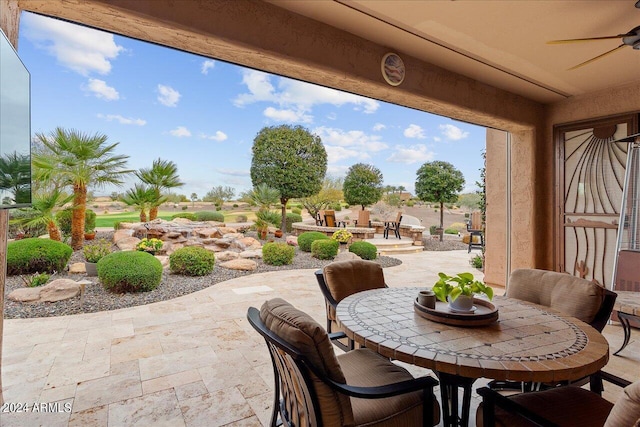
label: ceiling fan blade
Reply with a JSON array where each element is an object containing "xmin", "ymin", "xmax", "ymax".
[
  {"xmin": 568, "ymin": 44, "xmax": 626, "ymax": 70},
  {"xmin": 636, "ymin": 0, "xmax": 640, "ymax": 8},
  {"xmin": 548, "ymin": 34, "xmax": 634, "ymax": 44}
]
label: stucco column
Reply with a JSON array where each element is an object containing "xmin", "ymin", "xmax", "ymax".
[
  {"xmin": 0, "ymin": 0, "xmax": 21, "ymax": 405},
  {"xmin": 484, "ymin": 129, "xmax": 508, "ymax": 286}
]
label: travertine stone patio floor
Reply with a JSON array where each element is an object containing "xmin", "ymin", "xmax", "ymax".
[{"xmin": 1, "ymin": 250, "xmax": 638, "ymax": 426}]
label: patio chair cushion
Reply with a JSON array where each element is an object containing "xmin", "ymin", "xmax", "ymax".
[
  {"xmin": 476, "ymin": 386, "xmax": 613, "ymax": 427},
  {"xmin": 604, "ymin": 380, "xmax": 640, "ymax": 427},
  {"xmin": 323, "ymin": 260, "xmax": 386, "ymax": 319},
  {"xmin": 507, "ymin": 268, "xmax": 605, "ymax": 324},
  {"xmin": 338, "ymin": 348, "xmax": 439, "ymax": 426},
  {"xmin": 259, "ymin": 298, "xmax": 354, "ymax": 426}
]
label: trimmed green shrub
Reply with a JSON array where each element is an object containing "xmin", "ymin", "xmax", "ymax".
[
  {"xmin": 331, "ymin": 202, "xmax": 342, "ymax": 212},
  {"xmin": 298, "ymin": 231, "xmax": 329, "ymax": 252},
  {"xmin": 445, "ymin": 228, "xmax": 458, "ymax": 234},
  {"xmin": 429, "ymin": 225, "xmax": 438, "ymax": 235},
  {"xmin": 232, "ymin": 203, "xmax": 239, "ymax": 208},
  {"xmin": 291, "ymin": 207, "xmax": 302, "ymax": 215},
  {"xmin": 98, "ymin": 251, "xmax": 162, "ymax": 293},
  {"xmin": 169, "ymin": 247, "xmax": 216, "ymax": 276},
  {"xmin": 194, "ymin": 211, "xmax": 224, "ymax": 222},
  {"xmin": 7, "ymin": 238, "xmax": 73, "ymax": 275},
  {"xmin": 56, "ymin": 208, "xmax": 96, "ymax": 234},
  {"xmin": 311, "ymin": 239, "xmax": 339, "ymax": 260},
  {"xmin": 406, "ymin": 200, "xmax": 415, "ymax": 207},
  {"xmin": 262, "ymin": 242, "xmax": 295, "ymax": 266},
  {"xmin": 171, "ymin": 212, "xmax": 197, "ymax": 221},
  {"xmin": 348, "ymin": 241, "xmax": 378, "ymax": 260},
  {"xmin": 181, "ymin": 205, "xmax": 188, "ymax": 210},
  {"xmin": 236, "ymin": 214, "xmax": 248, "ymax": 223},
  {"xmin": 285, "ymin": 213, "xmax": 303, "ymax": 232}
]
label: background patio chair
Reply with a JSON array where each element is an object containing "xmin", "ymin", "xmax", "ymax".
[
  {"xmin": 354, "ymin": 209, "xmax": 371, "ymax": 228},
  {"xmin": 490, "ymin": 268, "xmax": 616, "ymax": 393},
  {"xmin": 315, "ymin": 210, "xmax": 325, "ymax": 226},
  {"xmin": 383, "ymin": 212, "xmax": 402, "ymax": 239},
  {"xmin": 315, "ymin": 259, "xmax": 387, "ymax": 351},
  {"xmin": 477, "ymin": 372, "xmax": 638, "ymax": 427},
  {"xmin": 324, "ymin": 210, "xmax": 337, "ymax": 227},
  {"xmin": 248, "ymin": 298, "xmax": 440, "ymax": 427},
  {"xmin": 467, "ymin": 211, "xmax": 484, "ymax": 252}
]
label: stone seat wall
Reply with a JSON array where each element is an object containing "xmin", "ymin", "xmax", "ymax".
[{"xmin": 291, "ymin": 222, "xmax": 375, "ymax": 241}]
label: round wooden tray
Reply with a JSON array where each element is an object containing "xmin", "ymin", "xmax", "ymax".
[{"xmin": 413, "ymin": 297, "xmax": 499, "ymax": 326}]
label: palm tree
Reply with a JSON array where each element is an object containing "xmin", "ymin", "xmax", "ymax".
[
  {"xmin": 11, "ymin": 189, "xmax": 73, "ymax": 241},
  {"xmin": 33, "ymin": 127, "xmax": 132, "ymax": 249},
  {"xmin": 136, "ymin": 158, "xmax": 184, "ymax": 220},
  {"xmin": 121, "ymin": 184, "xmax": 157, "ymax": 222},
  {"xmin": 0, "ymin": 151, "xmax": 31, "ymax": 204}
]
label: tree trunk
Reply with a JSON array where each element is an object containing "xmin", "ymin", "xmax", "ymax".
[
  {"xmin": 280, "ymin": 197, "xmax": 288, "ymax": 232},
  {"xmin": 140, "ymin": 209, "xmax": 147, "ymax": 222},
  {"xmin": 439, "ymin": 201, "xmax": 444, "ymax": 242},
  {"xmin": 149, "ymin": 205, "xmax": 158, "ymax": 221},
  {"xmin": 47, "ymin": 220, "xmax": 61, "ymax": 241},
  {"xmin": 71, "ymin": 183, "xmax": 87, "ymax": 250}
]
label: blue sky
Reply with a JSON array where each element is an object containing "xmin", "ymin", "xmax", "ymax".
[{"xmin": 17, "ymin": 11, "xmax": 485, "ymax": 199}]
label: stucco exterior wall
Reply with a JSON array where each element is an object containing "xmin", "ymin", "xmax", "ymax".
[{"xmin": 484, "ymin": 129, "xmax": 507, "ymax": 286}]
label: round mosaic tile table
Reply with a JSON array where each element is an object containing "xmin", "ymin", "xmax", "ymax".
[{"xmin": 336, "ymin": 287, "xmax": 609, "ymax": 427}]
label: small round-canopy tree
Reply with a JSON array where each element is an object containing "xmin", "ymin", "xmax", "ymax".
[
  {"xmin": 250, "ymin": 125, "xmax": 327, "ymax": 231},
  {"xmin": 343, "ymin": 163, "xmax": 383, "ymax": 210},
  {"xmin": 415, "ymin": 161, "xmax": 465, "ymax": 241}
]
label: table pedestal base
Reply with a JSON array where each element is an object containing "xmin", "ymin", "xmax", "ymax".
[{"xmin": 437, "ymin": 372, "xmax": 476, "ymax": 427}]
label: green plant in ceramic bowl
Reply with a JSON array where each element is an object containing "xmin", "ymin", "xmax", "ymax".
[
  {"xmin": 331, "ymin": 229, "xmax": 352, "ymax": 243},
  {"xmin": 136, "ymin": 238, "xmax": 163, "ymax": 254},
  {"xmin": 433, "ymin": 272, "xmax": 493, "ymax": 311}
]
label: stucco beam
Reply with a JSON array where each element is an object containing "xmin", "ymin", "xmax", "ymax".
[
  {"xmin": 19, "ymin": 0, "xmax": 543, "ymax": 132},
  {"xmin": 0, "ymin": 0, "xmax": 20, "ymax": 45}
]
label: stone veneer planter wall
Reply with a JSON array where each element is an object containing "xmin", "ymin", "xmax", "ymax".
[{"xmin": 291, "ymin": 222, "xmax": 425, "ymax": 245}]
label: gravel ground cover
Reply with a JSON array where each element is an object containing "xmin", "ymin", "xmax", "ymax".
[{"xmin": 3, "ymin": 231, "xmax": 402, "ymax": 319}]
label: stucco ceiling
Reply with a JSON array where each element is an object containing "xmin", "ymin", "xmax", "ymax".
[{"xmin": 268, "ymin": 0, "xmax": 640, "ymax": 104}]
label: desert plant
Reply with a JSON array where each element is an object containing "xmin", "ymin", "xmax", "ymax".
[
  {"xmin": 256, "ymin": 209, "xmax": 281, "ymax": 227},
  {"xmin": 444, "ymin": 228, "xmax": 458, "ymax": 234},
  {"xmin": 136, "ymin": 158, "xmax": 184, "ymax": 220},
  {"xmin": 285, "ymin": 212, "xmax": 303, "ymax": 232},
  {"xmin": 83, "ymin": 238, "xmax": 112, "ymax": 263},
  {"xmin": 331, "ymin": 229, "xmax": 353, "ymax": 243},
  {"xmin": 194, "ymin": 211, "xmax": 224, "ymax": 222},
  {"xmin": 6, "ymin": 238, "xmax": 72, "ymax": 275},
  {"xmin": 348, "ymin": 241, "xmax": 378, "ymax": 260},
  {"xmin": 470, "ymin": 254, "xmax": 483, "ymax": 269},
  {"xmin": 262, "ymin": 242, "xmax": 295, "ymax": 266},
  {"xmin": 21, "ymin": 272, "xmax": 50, "ymax": 288},
  {"xmin": 429, "ymin": 225, "xmax": 438, "ymax": 235},
  {"xmin": 169, "ymin": 246, "xmax": 215, "ymax": 276},
  {"xmin": 298, "ymin": 231, "xmax": 329, "ymax": 252},
  {"xmin": 171, "ymin": 212, "xmax": 197, "ymax": 221},
  {"xmin": 449, "ymin": 222, "xmax": 468, "ymax": 232},
  {"xmin": 136, "ymin": 238, "xmax": 164, "ymax": 254},
  {"xmin": 98, "ymin": 251, "xmax": 163, "ymax": 293},
  {"xmin": 311, "ymin": 239, "xmax": 339, "ymax": 260},
  {"xmin": 291, "ymin": 207, "xmax": 302, "ymax": 215}
]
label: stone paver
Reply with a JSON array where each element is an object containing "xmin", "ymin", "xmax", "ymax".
[{"xmin": 1, "ymin": 250, "xmax": 638, "ymax": 426}]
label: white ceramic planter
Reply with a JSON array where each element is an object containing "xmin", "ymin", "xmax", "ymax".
[{"xmin": 448, "ymin": 294, "xmax": 474, "ymax": 312}]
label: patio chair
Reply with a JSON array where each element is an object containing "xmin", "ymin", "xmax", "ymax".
[
  {"xmin": 354, "ymin": 209, "xmax": 371, "ymax": 228},
  {"xmin": 316, "ymin": 210, "xmax": 325, "ymax": 226},
  {"xmin": 383, "ymin": 212, "xmax": 402, "ymax": 239},
  {"xmin": 324, "ymin": 210, "xmax": 337, "ymax": 227},
  {"xmin": 467, "ymin": 211, "xmax": 484, "ymax": 252},
  {"xmin": 489, "ymin": 268, "xmax": 617, "ymax": 393},
  {"xmin": 248, "ymin": 298, "xmax": 440, "ymax": 427},
  {"xmin": 315, "ymin": 260, "xmax": 387, "ymax": 351},
  {"xmin": 476, "ymin": 371, "xmax": 638, "ymax": 427}
]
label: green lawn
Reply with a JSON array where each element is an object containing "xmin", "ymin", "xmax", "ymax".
[{"xmin": 94, "ymin": 210, "xmax": 258, "ymax": 228}]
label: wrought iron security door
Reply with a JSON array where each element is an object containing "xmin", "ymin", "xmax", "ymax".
[{"xmin": 557, "ymin": 115, "xmax": 637, "ymax": 286}]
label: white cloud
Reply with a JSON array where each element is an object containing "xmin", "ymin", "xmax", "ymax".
[
  {"xmin": 404, "ymin": 124, "xmax": 426, "ymax": 139},
  {"xmin": 387, "ymin": 144, "xmax": 435, "ymax": 164},
  {"xmin": 313, "ymin": 126, "xmax": 388, "ymax": 152},
  {"xmin": 439, "ymin": 124, "xmax": 469, "ymax": 141},
  {"xmin": 327, "ymin": 164, "xmax": 350, "ymax": 177},
  {"xmin": 170, "ymin": 126, "xmax": 191, "ymax": 137},
  {"xmin": 200, "ymin": 131, "xmax": 228, "ymax": 142},
  {"xmin": 216, "ymin": 168, "xmax": 250, "ymax": 177},
  {"xmin": 84, "ymin": 78, "xmax": 119, "ymax": 101},
  {"xmin": 327, "ymin": 112, "xmax": 337, "ymax": 120},
  {"xmin": 263, "ymin": 107, "xmax": 312, "ymax": 123},
  {"xmin": 325, "ymin": 145, "xmax": 367, "ymax": 163},
  {"xmin": 201, "ymin": 59, "xmax": 215, "ymax": 75},
  {"xmin": 433, "ymin": 136, "xmax": 442, "ymax": 142},
  {"xmin": 157, "ymin": 84, "xmax": 181, "ymax": 107},
  {"xmin": 233, "ymin": 70, "xmax": 380, "ymax": 123},
  {"xmin": 97, "ymin": 114, "xmax": 146, "ymax": 126},
  {"xmin": 22, "ymin": 12, "xmax": 123, "ymax": 76},
  {"xmin": 373, "ymin": 123, "xmax": 386, "ymax": 131}
]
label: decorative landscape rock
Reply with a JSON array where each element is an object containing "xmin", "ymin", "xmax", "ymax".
[
  {"xmin": 113, "ymin": 229, "xmax": 133, "ymax": 243},
  {"xmin": 8, "ymin": 279, "xmax": 82, "ymax": 303},
  {"xmin": 334, "ymin": 251, "xmax": 361, "ymax": 262},
  {"xmin": 68, "ymin": 262, "xmax": 87, "ymax": 274},
  {"xmin": 116, "ymin": 236, "xmax": 141, "ymax": 251},
  {"xmin": 216, "ymin": 251, "xmax": 239, "ymax": 261},
  {"xmin": 239, "ymin": 250, "xmax": 262, "ymax": 259},
  {"xmin": 220, "ymin": 259, "xmax": 257, "ymax": 271},
  {"xmin": 286, "ymin": 236, "xmax": 298, "ymax": 246}
]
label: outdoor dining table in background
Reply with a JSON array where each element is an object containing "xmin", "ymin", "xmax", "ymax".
[{"xmin": 336, "ymin": 287, "xmax": 610, "ymax": 427}]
